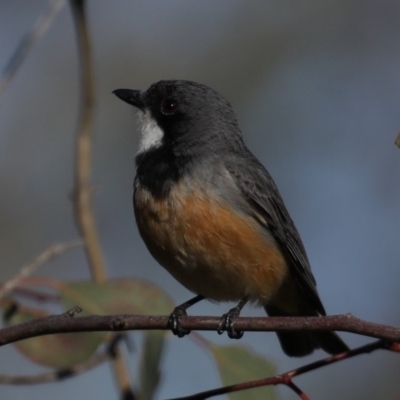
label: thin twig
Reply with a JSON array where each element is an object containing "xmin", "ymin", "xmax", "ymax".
[
  {"xmin": 169, "ymin": 340, "xmax": 390, "ymax": 400},
  {"xmin": 286, "ymin": 381, "xmax": 310, "ymax": 400},
  {"xmin": 69, "ymin": 0, "xmax": 132, "ymax": 395},
  {"xmin": 0, "ymin": 313, "xmax": 399, "ymax": 346},
  {"xmin": 0, "ymin": 0, "xmax": 66, "ymax": 105},
  {"xmin": 0, "ymin": 240, "xmax": 83, "ymax": 301},
  {"xmin": 70, "ymin": 0, "xmax": 106, "ymax": 282}
]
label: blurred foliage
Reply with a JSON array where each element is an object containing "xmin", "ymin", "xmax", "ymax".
[
  {"xmin": 3, "ymin": 301, "xmax": 104, "ymax": 369},
  {"xmin": 1, "ymin": 278, "xmax": 277, "ymax": 398},
  {"xmin": 211, "ymin": 343, "xmax": 277, "ymax": 400}
]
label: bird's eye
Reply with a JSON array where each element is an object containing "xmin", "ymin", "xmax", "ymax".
[{"xmin": 161, "ymin": 99, "xmax": 179, "ymax": 115}]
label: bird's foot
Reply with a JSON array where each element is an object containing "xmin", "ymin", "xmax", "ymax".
[
  {"xmin": 217, "ymin": 305, "xmax": 244, "ymax": 339},
  {"xmin": 167, "ymin": 295, "xmax": 205, "ymax": 338},
  {"xmin": 168, "ymin": 306, "xmax": 191, "ymax": 337}
]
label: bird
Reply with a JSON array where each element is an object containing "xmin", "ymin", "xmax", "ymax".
[{"xmin": 113, "ymin": 80, "xmax": 349, "ymax": 357}]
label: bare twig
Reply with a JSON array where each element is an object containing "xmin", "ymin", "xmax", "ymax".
[
  {"xmin": 0, "ymin": 313, "xmax": 399, "ymax": 347},
  {"xmin": 169, "ymin": 340, "xmax": 393, "ymax": 400},
  {"xmin": 286, "ymin": 381, "xmax": 309, "ymax": 400},
  {"xmin": 0, "ymin": 240, "xmax": 83, "ymax": 300},
  {"xmin": 0, "ymin": 0, "xmax": 66, "ymax": 105},
  {"xmin": 70, "ymin": 0, "xmax": 106, "ymax": 282},
  {"xmin": 69, "ymin": 0, "xmax": 132, "ymax": 395}
]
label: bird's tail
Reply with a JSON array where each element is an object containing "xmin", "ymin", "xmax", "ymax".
[{"xmin": 264, "ymin": 304, "xmax": 349, "ymax": 357}]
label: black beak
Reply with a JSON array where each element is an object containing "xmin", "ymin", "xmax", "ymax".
[{"xmin": 113, "ymin": 89, "xmax": 145, "ymax": 110}]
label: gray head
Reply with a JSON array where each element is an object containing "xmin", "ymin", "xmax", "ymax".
[{"xmin": 113, "ymin": 80, "xmax": 244, "ymax": 158}]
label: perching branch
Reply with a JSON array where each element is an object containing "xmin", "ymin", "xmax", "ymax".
[
  {"xmin": 1, "ymin": 310, "xmax": 398, "ymax": 398},
  {"xmin": 0, "ymin": 312, "xmax": 399, "ymax": 347}
]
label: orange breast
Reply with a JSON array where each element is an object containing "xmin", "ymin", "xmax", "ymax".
[{"xmin": 134, "ymin": 184, "xmax": 289, "ymax": 304}]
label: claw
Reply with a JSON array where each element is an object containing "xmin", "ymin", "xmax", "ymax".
[
  {"xmin": 217, "ymin": 308, "xmax": 244, "ymax": 339},
  {"xmin": 167, "ymin": 295, "xmax": 205, "ymax": 338},
  {"xmin": 217, "ymin": 297, "xmax": 248, "ymax": 339},
  {"xmin": 168, "ymin": 306, "xmax": 191, "ymax": 337}
]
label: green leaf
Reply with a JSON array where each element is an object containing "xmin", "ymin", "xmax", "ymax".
[
  {"xmin": 60, "ymin": 278, "xmax": 175, "ymax": 315},
  {"xmin": 2, "ymin": 278, "xmax": 174, "ymax": 369},
  {"xmin": 210, "ymin": 344, "xmax": 278, "ymax": 400},
  {"xmin": 395, "ymin": 131, "xmax": 400, "ymax": 148},
  {"xmin": 3, "ymin": 304, "xmax": 104, "ymax": 369},
  {"xmin": 60, "ymin": 278, "xmax": 173, "ymax": 394},
  {"xmin": 139, "ymin": 331, "xmax": 165, "ymax": 400}
]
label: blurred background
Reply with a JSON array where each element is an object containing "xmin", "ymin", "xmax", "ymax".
[{"xmin": 1, "ymin": 1, "xmax": 400, "ymax": 399}]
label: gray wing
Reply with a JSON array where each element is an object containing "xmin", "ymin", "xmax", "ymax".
[{"xmin": 225, "ymin": 152, "xmax": 325, "ymax": 315}]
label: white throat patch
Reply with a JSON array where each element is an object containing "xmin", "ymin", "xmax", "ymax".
[{"xmin": 136, "ymin": 112, "xmax": 164, "ymax": 155}]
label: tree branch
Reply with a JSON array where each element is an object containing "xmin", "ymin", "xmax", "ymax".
[
  {"xmin": 0, "ymin": 311, "xmax": 398, "ymax": 397},
  {"xmin": 70, "ymin": 0, "xmax": 106, "ymax": 281},
  {"xmin": 0, "ymin": 313, "xmax": 399, "ymax": 347}
]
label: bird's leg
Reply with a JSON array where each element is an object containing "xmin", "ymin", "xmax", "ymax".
[
  {"xmin": 169, "ymin": 294, "xmax": 205, "ymax": 337},
  {"xmin": 217, "ymin": 297, "xmax": 248, "ymax": 339}
]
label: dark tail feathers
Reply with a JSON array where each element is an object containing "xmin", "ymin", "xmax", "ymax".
[{"xmin": 264, "ymin": 305, "xmax": 349, "ymax": 357}]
